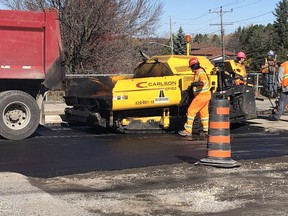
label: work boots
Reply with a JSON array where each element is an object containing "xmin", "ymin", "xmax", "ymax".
[
  {"xmin": 199, "ymin": 131, "xmax": 208, "ymax": 138},
  {"xmin": 178, "ymin": 130, "xmax": 208, "ymax": 138},
  {"xmin": 268, "ymin": 115, "xmax": 279, "ymax": 121},
  {"xmin": 178, "ymin": 130, "xmax": 192, "ymax": 137}
]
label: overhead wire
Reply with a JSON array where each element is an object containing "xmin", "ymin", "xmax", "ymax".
[
  {"xmin": 233, "ymin": 11, "xmax": 273, "ymax": 23},
  {"xmin": 192, "ymin": 25, "xmax": 217, "ymax": 33},
  {"xmin": 232, "ymin": 0, "xmax": 265, "ymax": 10},
  {"xmin": 171, "ymin": 11, "xmax": 210, "ymax": 22},
  {"xmin": 237, "ymin": 19, "xmax": 275, "ymax": 26},
  {"xmin": 170, "ymin": 13, "xmax": 219, "ymax": 34},
  {"xmin": 174, "ymin": 17, "xmax": 219, "ymax": 27},
  {"xmin": 221, "ymin": 0, "xmax": 247, "ymax": 7}
]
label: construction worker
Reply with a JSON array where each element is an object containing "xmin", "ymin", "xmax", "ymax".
[
  {"xmin": 261, "ymin": 50, "xmax": 278, "ymax": 97},
  {"xmin": 233, "ymin": 51, "xmax": 247, "ymax": 85},
  {"xmin": 268, "ymin": 59, "xmax": 288, "ymax": 121},
  {"xmin": 178, "ymin": 57, "xmax": 211, "ymax": 137}
]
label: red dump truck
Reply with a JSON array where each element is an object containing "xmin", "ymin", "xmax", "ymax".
[{"xmin": 0, "ymin": 9, "xmax": 64, "ymax": 140}]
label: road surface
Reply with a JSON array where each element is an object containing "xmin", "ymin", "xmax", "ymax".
[{"xmin": 0, "ymin": 123, "xmax": 287, "ymax": 216}]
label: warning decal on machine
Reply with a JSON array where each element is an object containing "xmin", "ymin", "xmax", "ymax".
[{"xmin": 155, "ymin": 90, "xmax": 169, "ymax": 103}]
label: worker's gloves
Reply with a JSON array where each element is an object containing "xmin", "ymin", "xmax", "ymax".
[{"xmin": 191, "ymin": 81, "xmax": 203, "ymax": 87}]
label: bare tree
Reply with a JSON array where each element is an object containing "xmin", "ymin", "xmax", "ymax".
[{"xmin": 0, "ymin": 0, "xmax": 163, "ymax": 74}]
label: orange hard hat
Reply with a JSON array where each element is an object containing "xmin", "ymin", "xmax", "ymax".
[
  {"xmin": 236, "ymin": 51, "xmax": 246, "ymax": 58},
  {"xmin": 189, "ymin": 57, "xmax": 199, "ymax": 67}
]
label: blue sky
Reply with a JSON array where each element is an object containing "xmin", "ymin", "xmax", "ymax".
[{"xmin": 157, "ymin": 0, "xmax": 279, "ymax": 37}]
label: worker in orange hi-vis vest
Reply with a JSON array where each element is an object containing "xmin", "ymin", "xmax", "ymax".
[
  {"xmin": 268, "ymin": 59, "xmax": 288, "ymax": 121},
  {"xmin": 261, "ymin": 50, "xmax": 278, "ymax": 98},
  {"xmin": 178, "ymin": 57, "xmax": 211, "ymax": 137},
  {"xmin": 233, "ymin": 51, "xmax": 247, "ymax": 85}
]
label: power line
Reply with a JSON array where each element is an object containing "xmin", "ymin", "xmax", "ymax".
[
  {"xmin": 233, "ymin": 11, "xmax": 273, "ymax": 23},
  {"xmin": 175, "ymin": 17, "xmax": 218, "ymax": 27},
  {"xmin": 221, "ymin": 0, "xmax": 248, "ymax": 8},
  {"xmin": 232, "ymin": 0, "xmax": 264, "ymax": 10},
  {"xmin": 171, "ymin": 11, "xmax": 210, "ymax": 22},
  {"xmin": 192, "ymin": 25, "xmax": 219, "ymax": 34}
]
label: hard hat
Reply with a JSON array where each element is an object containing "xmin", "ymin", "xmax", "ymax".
[
  {"xmin": 236, "ymin": 52, "xmax": 246, "ymax": 58},
  {"xmin": 267, "ymin": 50, "xmax": 274, "ymax": 56},
  {"xmin": 189, "ymin": 57, "xmax": 199, "ymax": 67}
]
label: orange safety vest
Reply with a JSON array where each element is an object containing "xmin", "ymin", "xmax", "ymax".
[
  {"xmin": 280, "ymin": 62, "xmax": 288, "ymax": 87},
  {"xmin": 192, "ymin": 68, "xmax": 210, "ymax": 94},
  {"xmin": 261, "ymin": 58, "xmax": 277, "ymax": 74}
]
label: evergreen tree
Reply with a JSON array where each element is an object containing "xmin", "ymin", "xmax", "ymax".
[
  {"xmin": 193, "ymin": 34, "xmax": 201, "ymax": 43},
  {"xmin": 173, "ymin": 27, "xmax": 186, "ymax": 55},
  {"xmin": 273, "ymin": 0, "xmax": 288, "ymax": 63},
  {"xmin": 201, "ymin": 34, "xmax": 209, "ymax": 43},
  {"xmin": 193, "ymin": 33, "xmax": 209, "ymax": 44},
  {"xmin": 211, "ymin": 34, "xmax": 221, "ymax": 47},
  {"xmin": 225, "ymin": 22, "xmax": 280, "ymax": 72},
  {"xmin": 226, "ymin": 27, "xmax": 242, "ymax": 52},
  {"xmin": 229, "ymin": 25, "xmax": 270, "ymax": 71}
]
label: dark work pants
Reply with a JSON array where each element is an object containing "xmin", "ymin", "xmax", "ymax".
[
  {"xmin": 264, "ymin": 73, "xmax": 277, "ymax": 96},
  {"xmin": 274, "ymin": 91, "xmax": 288, "ymax": 119}
]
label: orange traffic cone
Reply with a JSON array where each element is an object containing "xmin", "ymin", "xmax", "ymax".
[{"xmin": 196, "ymin": 98, "xmax": 240, "ymax": 168}]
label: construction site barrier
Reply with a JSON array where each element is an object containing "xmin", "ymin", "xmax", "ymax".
[{"xmin": 196, "ymin": 98, "xmax": 240, "ymax": 168}]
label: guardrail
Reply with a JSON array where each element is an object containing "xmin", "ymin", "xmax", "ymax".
[{"xmin": 248, "ymin": 72, "xmax": 263, "ymax": 96}]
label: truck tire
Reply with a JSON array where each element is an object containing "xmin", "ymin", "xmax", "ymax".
[{"xmin": 0, "ymin": 90, "xmax": 40, "ymax": 140}]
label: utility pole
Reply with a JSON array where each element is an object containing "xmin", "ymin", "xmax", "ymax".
[
  {"xmin": 210, "ymin": 6, "xmax": 233, "ymax": 61},
  {"xmin": 170, "ymin": 16, "xmax": 174, "ymax": 55}
]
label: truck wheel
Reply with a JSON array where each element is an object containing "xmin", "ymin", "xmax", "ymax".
[{"xmin": 0, "ymin": 90, "xmax": 40, "ymax": 140}]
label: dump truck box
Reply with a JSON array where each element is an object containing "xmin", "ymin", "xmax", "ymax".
[
  {"xmin": 0, "ymin": 9, "xmax": 64, "ymax": 140},
  {"xmin": 0, "ymin": 9, "xmax": 64, "ymax": 89}
]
